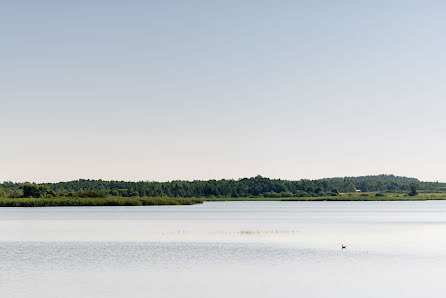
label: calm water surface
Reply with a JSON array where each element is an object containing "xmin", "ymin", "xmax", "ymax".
[{"xmin": 1, "ymin": 201, "xmax": 446, "ymax": 298}]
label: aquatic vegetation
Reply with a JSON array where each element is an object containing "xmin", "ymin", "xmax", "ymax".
[{"xmin": 0, "ymin": 197, "xmax": 203, "ymax": 207}]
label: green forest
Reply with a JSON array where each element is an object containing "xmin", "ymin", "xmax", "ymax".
[{"xmin": 1, "ymin": 175, "xmax": 445, "ymax": 199}]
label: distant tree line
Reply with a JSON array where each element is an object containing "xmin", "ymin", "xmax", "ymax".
[{"xmin": 1, "ymin": 175, "xmax": 444, "ymax": 199}]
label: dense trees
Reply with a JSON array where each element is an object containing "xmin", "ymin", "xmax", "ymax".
[
  {"xmin": 346, "ymin": 183, "xmax": 357, "ymax": 193},
  {"xmin": 408, "ymin": 183, "xmax": 418, "ymax": 196},
  {"xmin": 21, "ymin": 184, "xmax": 55, "ymax": 198},
  {"xmin": 0, "ymin": 175, "xmax": 444, "ymax": 198},
  {"xmin": 0, "ymin": 187, "xmax": 6, "ymax": 198}
]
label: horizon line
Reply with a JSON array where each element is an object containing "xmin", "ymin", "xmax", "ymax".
[{"xmin": 2, "ymin": 174, "xmax": 442, "ymax": 184}]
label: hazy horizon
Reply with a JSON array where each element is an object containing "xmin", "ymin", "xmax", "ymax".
[{"xmin": 2, "ymin": 1, "xmax": 445, "ymax": 183}]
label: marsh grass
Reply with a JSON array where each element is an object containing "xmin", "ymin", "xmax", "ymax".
[
  {"xmin": 0, "ymin": 196, "xmax": 203, "ymax": 207},
  {"xmin": 1, "ymin": 192, "xmax": 446, "ymax": 207}
]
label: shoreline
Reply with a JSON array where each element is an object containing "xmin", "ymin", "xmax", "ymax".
[
  {"xmin": 0, "ymin": 197, "xmax": 203, "ymax": 207},
  {"xmin": 0, "ymin": 193, "xmax": 445, "ymax": 207}
]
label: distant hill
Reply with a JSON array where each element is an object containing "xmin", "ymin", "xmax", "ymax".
[
  {"xmin": 1, "ymin": 175, "xmax": 445, "ymax": 198},
  {"xmin": 329, "ymin": 174, "xmax": 419, "ymax": 182}
]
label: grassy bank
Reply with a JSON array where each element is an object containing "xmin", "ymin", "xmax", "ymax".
[
  {"xmin": 0, "ymin": 196, "xmax": 203, "ymax": 207},
  {"xmin": 204, "ymin": 192, "xmax": 446, "ymax": 202},
  {"xmin": 1, "ymin": 192, "xmax": 445, "ymax": 207}
]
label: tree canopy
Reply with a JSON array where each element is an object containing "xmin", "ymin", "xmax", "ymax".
[
  {"xmin": 0, "ymin": 187, "xmax": 6, "ymax": 198},
  {"xmin": 21, "ymin": 184, "xmax": 55, "ymax": 198},
  {"xmin": 1, "ymin": 175, "xmax": 444, "ymax": 198}
]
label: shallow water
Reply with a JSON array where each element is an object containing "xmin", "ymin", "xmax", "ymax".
[{"xmin": 1, "ymin": 201, "xmax": 446, "ymax": 297}]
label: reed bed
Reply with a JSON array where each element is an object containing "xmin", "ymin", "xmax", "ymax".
[{"xmin": 0, "ymin": 197, "xmax": 203, "ymax": 207}]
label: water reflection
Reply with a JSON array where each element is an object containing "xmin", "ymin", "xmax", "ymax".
[{"xmin": 1, "ymin": 201, "xmax": 446, "ymax": 297}]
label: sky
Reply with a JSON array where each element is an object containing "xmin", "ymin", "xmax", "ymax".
[{"xmin": 1, "ymin": 0, "xmax": 445, "ymax": 183}]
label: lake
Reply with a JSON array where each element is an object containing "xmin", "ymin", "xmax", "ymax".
[{"xmin": 1, "ymin": 201, "xmax": 446, "ymax": 297}]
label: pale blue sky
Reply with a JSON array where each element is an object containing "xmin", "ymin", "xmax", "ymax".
[{"xmin": 1, "ymin": 0, "xmax": 445, "ymax": 182}]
